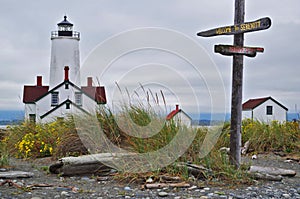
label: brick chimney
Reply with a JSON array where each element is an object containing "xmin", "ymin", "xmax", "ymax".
[
  {"xmin": 87, "ymin": 77, "xmax": 93, "ymax": 87},
  {"xmin": 36, "ymin": 76, "xmax": 42, "ymax": 86},
  {"xmin": 64, "ymin": 66, "xmax": 69, "ymax": 81},
  {"xmin": 176, "ymin": 104, "xmax": 179, "ymax": 111}
]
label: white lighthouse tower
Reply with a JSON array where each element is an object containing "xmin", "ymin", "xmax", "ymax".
[{"xmin": 49, "ymin": 16, "xmax": 80, "ymax": 88}]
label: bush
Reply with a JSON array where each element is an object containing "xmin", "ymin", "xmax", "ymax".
[
  {"xmin": 241, "ymin": 119, "xmax": 300, "ymax": 153},
  {"xmin": 5, "ymin": 117, "xmax": 87, "ymax": 159}
]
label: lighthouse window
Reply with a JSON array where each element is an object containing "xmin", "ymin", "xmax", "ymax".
[
  {"xmin": 51, "ymin": 92, "xmax": 59, "ymax": 106},
  {"xmin": 75, "ymin": 92, "xmax": 82, "ymax": 106}
]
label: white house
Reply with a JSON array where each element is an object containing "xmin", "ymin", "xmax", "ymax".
[
  {"xmin": 242, "ymin": 96, "xmax": 288, "ymax": 123},
  {"xmin": 23, "ymin": 16, "xmax": 106, "ymax": 123},
  {"xmin": 166, "ymin": 105, "xmax": 192, "ymax": 127}
]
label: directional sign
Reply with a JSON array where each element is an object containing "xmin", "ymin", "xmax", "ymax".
[
  {"xmin": 197, "ymin": 17, "xmax": 271, "ymax": 37},
  {"xmin": 214, "ymin": 45, "xmax": 264, "ymax": 57}
]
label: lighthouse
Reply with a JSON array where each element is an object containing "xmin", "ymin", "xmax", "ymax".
[
  {"xmin": 49, "ymin": 16, "xmax": 80, "ymax": 88},
  {"xmin": 23, "ymin": 16, "xmax": 106, "ymax": 123}
]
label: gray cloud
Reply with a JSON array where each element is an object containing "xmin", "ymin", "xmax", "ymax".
[{"xmin": 0, "ymin": 0, "xmax": 299, "ymax": 115}]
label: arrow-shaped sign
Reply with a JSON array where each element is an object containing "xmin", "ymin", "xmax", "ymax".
[
  {"xmin": 214, "ymin": 45, "xmax": 264, "ymax": 57},
  {"xmin": 197, "ymin": 17, "xmax": 271, "ymax": 37}
]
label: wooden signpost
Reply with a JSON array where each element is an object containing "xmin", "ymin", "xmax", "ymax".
[
  {"xmin": 214, "ymin": 45, "xmax": 264, "ymax": 57},
  {"xmin": 197, "ymin": 17, "xmax": 271, "ymax": 37},
  {"xmin": 197, "ymin": 0, "xmax": 271, "ymax": 168}
]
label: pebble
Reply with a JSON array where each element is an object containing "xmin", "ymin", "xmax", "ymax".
[
  {"xmin": 124, "ymin": 186, "xmax": 131, "ymax": 191},
  {"xmin": 158, "ymin": 191, "xmax": 168, "ymax": 197},
  {"xmin": 282, "ymin": 193, "xmax": 291, "ymax": 198},
  {"xmin": 61, "ymin": 191, "xmax": 70, "ymax": 197}
]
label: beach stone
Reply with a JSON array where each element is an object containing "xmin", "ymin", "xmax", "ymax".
[
  {"xmin": 158, "ymin": 191, "xmax": 168, "ymax": 197},
  {"xmin": 282, "ymin": 193, "xmax": 291, "ymax": 198},
  {"xmin": 61, "ymin": 191, "xmax": 70, "ymax": 197}
]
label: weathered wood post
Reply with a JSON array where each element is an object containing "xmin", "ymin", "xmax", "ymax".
[
  {"xmin": 229, "ymin": 0, "xmax": 245, "ymax": 168},
  {"xmin": 197, "ymin": 0, "xmax": 271, "ymax": 168}
]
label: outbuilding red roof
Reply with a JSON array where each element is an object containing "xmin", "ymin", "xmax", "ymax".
[
  {"xmin": 242, "ymin": 96, "xmax": 288, "ymax": 111},
  {"xmin": 166, "ymin": 109, "xmax": 180, "ymax": 120}
]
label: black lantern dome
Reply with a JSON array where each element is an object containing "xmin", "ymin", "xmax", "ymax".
[
  {"xmin": 57, "ymin": 16, "xmax": 73, "ymax": 36},
  {"xmin": 51, "ymin": 15, "xmax": 80, "ymax": 39}
]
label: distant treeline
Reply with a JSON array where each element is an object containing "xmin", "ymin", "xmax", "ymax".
[{"xmin": 0, "ymin": 120, "xmax": 23, "ymax": 126}]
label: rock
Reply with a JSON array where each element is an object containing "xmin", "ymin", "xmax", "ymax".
[
  {"xmin": 61, "ymin": 191, "xmax": 70, "ymax": 197},
  {"xmin": 158, "ymin": 191, "xmax": 168, "ymax": 197},
  {"xmin": 124, "ymin": 186, "xmax": 131, "ymax": 191},
  {"xmin": 282, "ymin": 193, "xmax": 291, "ymax": 198},
  {"xmin": 146, "ymin": 177, "xmax": 154, "ymax": 183},
  {"xmin": 249, "ymin": 165, "xmax": 297, "ymax": 177},
  {"xmin": 199, "ymin": 196, "xmax": 208, "ymax": 199}
]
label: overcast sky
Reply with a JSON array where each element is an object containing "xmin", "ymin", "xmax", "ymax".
[{"xmin": 0, "ymin": 0, "xmax": 299, "ymax": 117}]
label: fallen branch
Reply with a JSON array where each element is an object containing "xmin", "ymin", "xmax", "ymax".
[
  {"xmin": 145, "ymin": 182, "xmax": 190, "ymax": 189},
  {"xmin": 0, "ymin": 180, "xmax": 23, "ymax": 188},
  {"xmin": 159, "ymin": 175, "xmax": 181, "ymax": 182},
  {"xmin": 0, "ymin": 180, "xmax": 78, "ymax": 193},
  {"xmin": 174, "ymin": 162, "xmax": 210, "ymax": 179},
  {"xmin": 241, "ymin": 140, "xmax": 250, "ymax": 155}
]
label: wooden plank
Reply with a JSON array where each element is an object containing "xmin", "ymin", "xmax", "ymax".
[
  {"xmin": 197, "ymin": 17, "xmax": 271, "ymax": 37},
  {"xmin": 214, "ymin": 45, "xmax": 264, "ymax": 57}
]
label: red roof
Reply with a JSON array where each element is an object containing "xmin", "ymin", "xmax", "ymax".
[
  {"xmin": 23, "ymin": 85, "xmax": 49, "ymax": 103},
  {"xmin": 81, "ymin": 86, "xmax": 106, "ymax": 104},
  {"xmin": 242, "ymin": 96, "xmax": 288, "ymax": 111},
  {"xmin": 166, "ymin": 109, "xmax": 180, "ymax": 120}
]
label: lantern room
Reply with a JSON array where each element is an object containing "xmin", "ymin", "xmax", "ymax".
[
  {"xmin": 57, "ymin": 16, "xmax": 73, "ymax": 36},
  {"xmin": 51, "ymin": 16, "xmax": 80, "ymax": 39}
]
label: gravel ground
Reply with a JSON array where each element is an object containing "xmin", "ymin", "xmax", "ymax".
[{"xmin": 0, "ymin": 153, "xmax": 299, "ymax": 199}]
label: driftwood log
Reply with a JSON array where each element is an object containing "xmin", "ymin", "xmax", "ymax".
[
  {"xmin": 0, "ymin": 171, "xmax": 34, "ymax": 179},
  {"xmin": 250, "ymin": 172, "xmax": 283, "ymax": 181},
  {"xmin": 249, "ymin": 165, "xmax": 296, "ymax": 177},
  {"xmin": 49, "ymin": 153, "xmax": 132, "ymax": 176}
]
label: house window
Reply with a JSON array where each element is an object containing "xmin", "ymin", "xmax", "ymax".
[
  {"xmin": 29, "ymin": 114, "xmax": 36, "ymax": 123},
  {"xmin": 66, "ymin": 101, "xmax": 70, "ymax": 109},
  {"xmin": 266, "ymin": 106, "xmax": 273, "ymax": 115},
  {"xmin": 75, "ymin": 92, "xmax": 82, "ymax": 106},
  {"xmin": 51, "ymin": 92, "xmax": 59, "ymax": 106}
]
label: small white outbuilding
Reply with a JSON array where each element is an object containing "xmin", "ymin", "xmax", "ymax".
[
  {"xmin": 166, "ymin": 105, "xmax": 192, "ymax": 127},
  {"xmin": 242, "ymin": 96, "xmax": 288, "ymax": 123}
]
